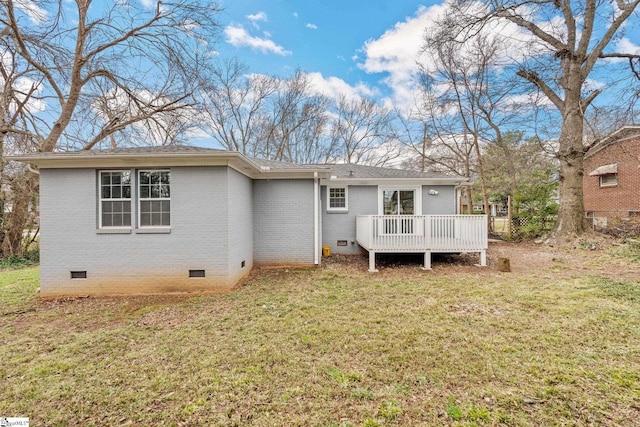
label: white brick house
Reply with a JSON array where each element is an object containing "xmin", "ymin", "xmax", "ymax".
[{"xmin": 11, "ymin": 146, "xmax": 485, "ymax": 296}]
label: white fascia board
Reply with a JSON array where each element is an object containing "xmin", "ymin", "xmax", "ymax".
[
  {"xmin": 319, "ymin": 177, "xmax": 466, "ymax": 186},
  {"xmin": 9, "ymin": 151, "xmax": 248, "ymax": 169},
  {"xmin": 9, "ymin": 151, "xmax": 331, "ymax": 180}
]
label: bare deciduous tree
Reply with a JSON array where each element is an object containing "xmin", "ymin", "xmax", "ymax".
[
  {"xmin": 329, "ymin": 95, "xmax": 397, "ymax": 166},
  {"xmin": 443, "ymin": 0, "xmax": 640, "ymax": 238},
  {"xmin": 0, "ymin": 0, "xmax": 221, "ymax": 256},
  {"xmin": 200, "ymin": 57, "xmax": 278, "ymax": 156},
  {"xmin": 260, "ymin": 70, "xmax": 332, "ymax": 164}
]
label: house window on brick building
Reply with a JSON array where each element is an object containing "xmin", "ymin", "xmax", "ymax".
[
  {"xmin": 588, "ymin": 163, "xmax": 618, "ymax": 188},
  {"xmin": 599, "ymin": 173, "xmax": 618, "ymax": 187}
]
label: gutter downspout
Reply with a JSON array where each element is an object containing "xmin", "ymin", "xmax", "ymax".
[
  {"xmin": 314, "ymin": 172, "xmax": 319, "ymax": 265},
  {"xmin": 454, "ymin": 183, "xmax": 461, "ymax": 214},
  {"xmin": 454, "ymin": 181, "xmax": 472, "ymax": 214}
]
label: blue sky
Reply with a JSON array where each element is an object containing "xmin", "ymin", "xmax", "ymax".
[
  {"xmin": 218, "ymin": 0, "xmax": 422, "ymax": 77},
  {"xmin": 214, "ymin": 0, "xmax": 640, "ymax": 115},
  {"xmin": 216, "ymin": 0, "xmax": 438, "ymax": 102},
  {"xmin": 12, "ymin": 0, "xmax": 640, "ymax": 145}
]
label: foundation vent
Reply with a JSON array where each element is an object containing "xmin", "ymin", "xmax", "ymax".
[
  {"xmin": 189, "ymin": 269, "xmax": 206, "ymax": 278},
  {"xmin": 70, "ymin": 271, "xmax": 87, "ymax": 279}
]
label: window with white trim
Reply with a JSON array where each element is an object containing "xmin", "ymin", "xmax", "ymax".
[
  {"xmin": 99, "ymin": 171, "xmax": 132, "ymax": 227},
  {"xmin": 599, "ymin": 173, "xmax": 618, "ymax": 187},
  {"xmin": 138, "ymin": 170, "xmax": 170, "ymax": 227},
  {"xmin": 328, "ymin": 186, "xmax": 348, "ymax": 211},
  {"xmin": 383, "ymin": 189, "xmax": 415, "ymax": 215},
  {"xmin": 378, "ymin": 186, "xmax": 422, "ymax": 234}
]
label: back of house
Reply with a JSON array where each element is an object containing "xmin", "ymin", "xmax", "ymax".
[{"xmin": 11, "ymin": 147, "xmax": 470, "ymax": 296}]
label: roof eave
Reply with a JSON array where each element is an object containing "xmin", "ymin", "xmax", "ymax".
[
  {"xmin": 586, "ymin": 125, "xmax": 640, "ymax": 158},
  {"xmin": 320, "ymin": 176, "xmax": 467, "ymax": 185},
  {"xmin": 7, "ymin": 151, "xmax": 331, "ymax": 179}
]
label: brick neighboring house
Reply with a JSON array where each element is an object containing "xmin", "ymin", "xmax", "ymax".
[{"xmin": 583, "ymin": 126, "xmax": 640, "ymax": 228}]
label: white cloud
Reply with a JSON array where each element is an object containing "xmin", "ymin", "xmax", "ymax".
[
  {"xmin": 224, "ymin": 25, "xmax": 291, "ymax": 56},
  {"xmin": 0, "ymin": 50, "xmax": 46, "ymax": 113},
  {"xmin": 615, "ymin": 37, "xmax": 640, "ymax": 54},
  {"xmin": 305, "ymin": 72, "xmax": 377, "ymax": 102},
  {"xmin": 293, "ymin": 12, "xmax": 299, "ymax": 19},
  {"xmin": 14, "ymin": 0, "xmax": 48, "ymax": 24},
  {"xmin": 13, "ymin": 78, "xmax": 46, "ymax": 112},
  {"xmin": 247, "ymin": 12, "xmax": 267, "ymax": 22},
  {"xmin": 306, "ymin": 23, "xmax": 318, "ymax": 30},
  {"xmin": 584, "ymin": 78, "xmax": 607, "ymax": 91},
  {"xmin": 247, "ymin": 11, "xmax": 267, "ymax": 29},
  {"xmin": 597, "ymin": 38, "xmax": 640, "ymax": 64},
  {"xmin": 138, "ymin": 0, "xmax": 156, "ymax": 9},
  {"xmin": 359, "ymin": 2, "xmax": 555, "ymax": 112},
  {"xmin": 501, "ymin": 92, "xmax": 555, "ymax": 111},
  {"xmin": 358, "ymin": 4, "xmax": 451, "ymax": 111},
  {"xmin": 360, "ymin": 5, "xmax": 442, "ymax": 76}
]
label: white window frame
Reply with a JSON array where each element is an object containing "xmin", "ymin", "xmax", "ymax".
[
  {"xmin": 327, "ymin": 186, "xmax": 348, "ymax": 212},
  {"xmin": 138, "ymin": 169, "xmax": 171, "ymax": 228},
  {"xmin": 599, "ymin": 173, "xmax": 618, "ymax": 187},
  {"xmin": 98, "ymin": 170, "xmax": 132, "ymax": 229},
  {"xmin": 378, "ymin": 186, "xmax": 422, "ymax": 215}
]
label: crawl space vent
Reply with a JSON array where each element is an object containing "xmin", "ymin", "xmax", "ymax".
[{"xmin": 189, "ymin": 269, "xmax": 206, "ymax": 278}]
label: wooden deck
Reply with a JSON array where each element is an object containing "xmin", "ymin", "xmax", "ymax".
[{"xmin": 356, "ymin": 215, "xmax": 488, "ymax": 272}]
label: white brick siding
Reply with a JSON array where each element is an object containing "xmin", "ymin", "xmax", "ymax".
[{"xmin": 253, "ymin": 180, "xmax": 315, "ymax": 265}]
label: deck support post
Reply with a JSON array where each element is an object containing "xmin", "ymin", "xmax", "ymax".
[
  {"xmin": 368, "ymin": 251, "xmax": 378, "ymax": 273},
  {"xmin": 477, "ymin": 250, "xmax": 487, "ymax": 267},
  {"xmin": 420, "ymin": 251, "xmax": 432, "ymax": 270}
]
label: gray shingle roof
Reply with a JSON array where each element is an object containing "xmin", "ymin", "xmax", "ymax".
[
  {"xmin": 23, "ymin": 145, "xmax": 225, "ymax": 157},
  {"xmin": 12, "ymin": 145, "xmax": 463, "ymax": 180},
  {"xmin": 249, "ymin": 157, "xmax": 331, "ymax": 171},
  {"xmin": 316, "ymin": 163, "xmax": 459, "ymax": 179}
]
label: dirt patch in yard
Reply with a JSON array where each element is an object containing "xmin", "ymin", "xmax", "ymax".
[
  {"xmin": 7, "ymin": 293, "xmax": 197, "ymax": 334},
  {"xmin": 6, "ymin": 236, "xmax": 640, "ymax": 333},
  {"xmin": 322, "ymin": 236, "xmax": 640, "ymax": 282}
]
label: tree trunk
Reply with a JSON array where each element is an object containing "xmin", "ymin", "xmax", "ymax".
[{"xmin": 554, "ymin": 95, "xmax": 588, "ymax": 236}]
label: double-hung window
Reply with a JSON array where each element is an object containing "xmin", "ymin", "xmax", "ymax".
[
  {"xmin": 328, "ymin": 187, "xmax": 348, "ymax": 211},
  {"xmin": 138, "ymin": 170, "xmax": 171, "ymax": 227},
  {"xmin": 99, "ymin": 171, "xmax": 132, "ymax": 227}
]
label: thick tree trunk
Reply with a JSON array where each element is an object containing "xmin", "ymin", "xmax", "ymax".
[{"xmin": 554, "ymin": 97, "xmax": 588, "ymax": 236}]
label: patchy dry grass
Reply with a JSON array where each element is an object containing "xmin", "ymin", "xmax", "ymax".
[
  {"xmin": 0, "ymin": 267, "xmax": 39, "ymax": 314},
  {"xmin": 1, "ymin": 246, "xmax": 640, "ymax": 426}
]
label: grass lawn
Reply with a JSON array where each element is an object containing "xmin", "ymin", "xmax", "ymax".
[{"xmin": 1, "ymin": 245, "xmax": 639, "ymax": 426}]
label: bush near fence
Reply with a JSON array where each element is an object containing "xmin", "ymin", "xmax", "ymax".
[{"xmin": 509, "ymin": 215, "xmax": 557, "ymax": 240}]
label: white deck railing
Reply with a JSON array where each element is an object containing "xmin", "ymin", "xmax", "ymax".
[{"xmin": 356, "ymin": 215, "xmax": 488, "ymax": 252}]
